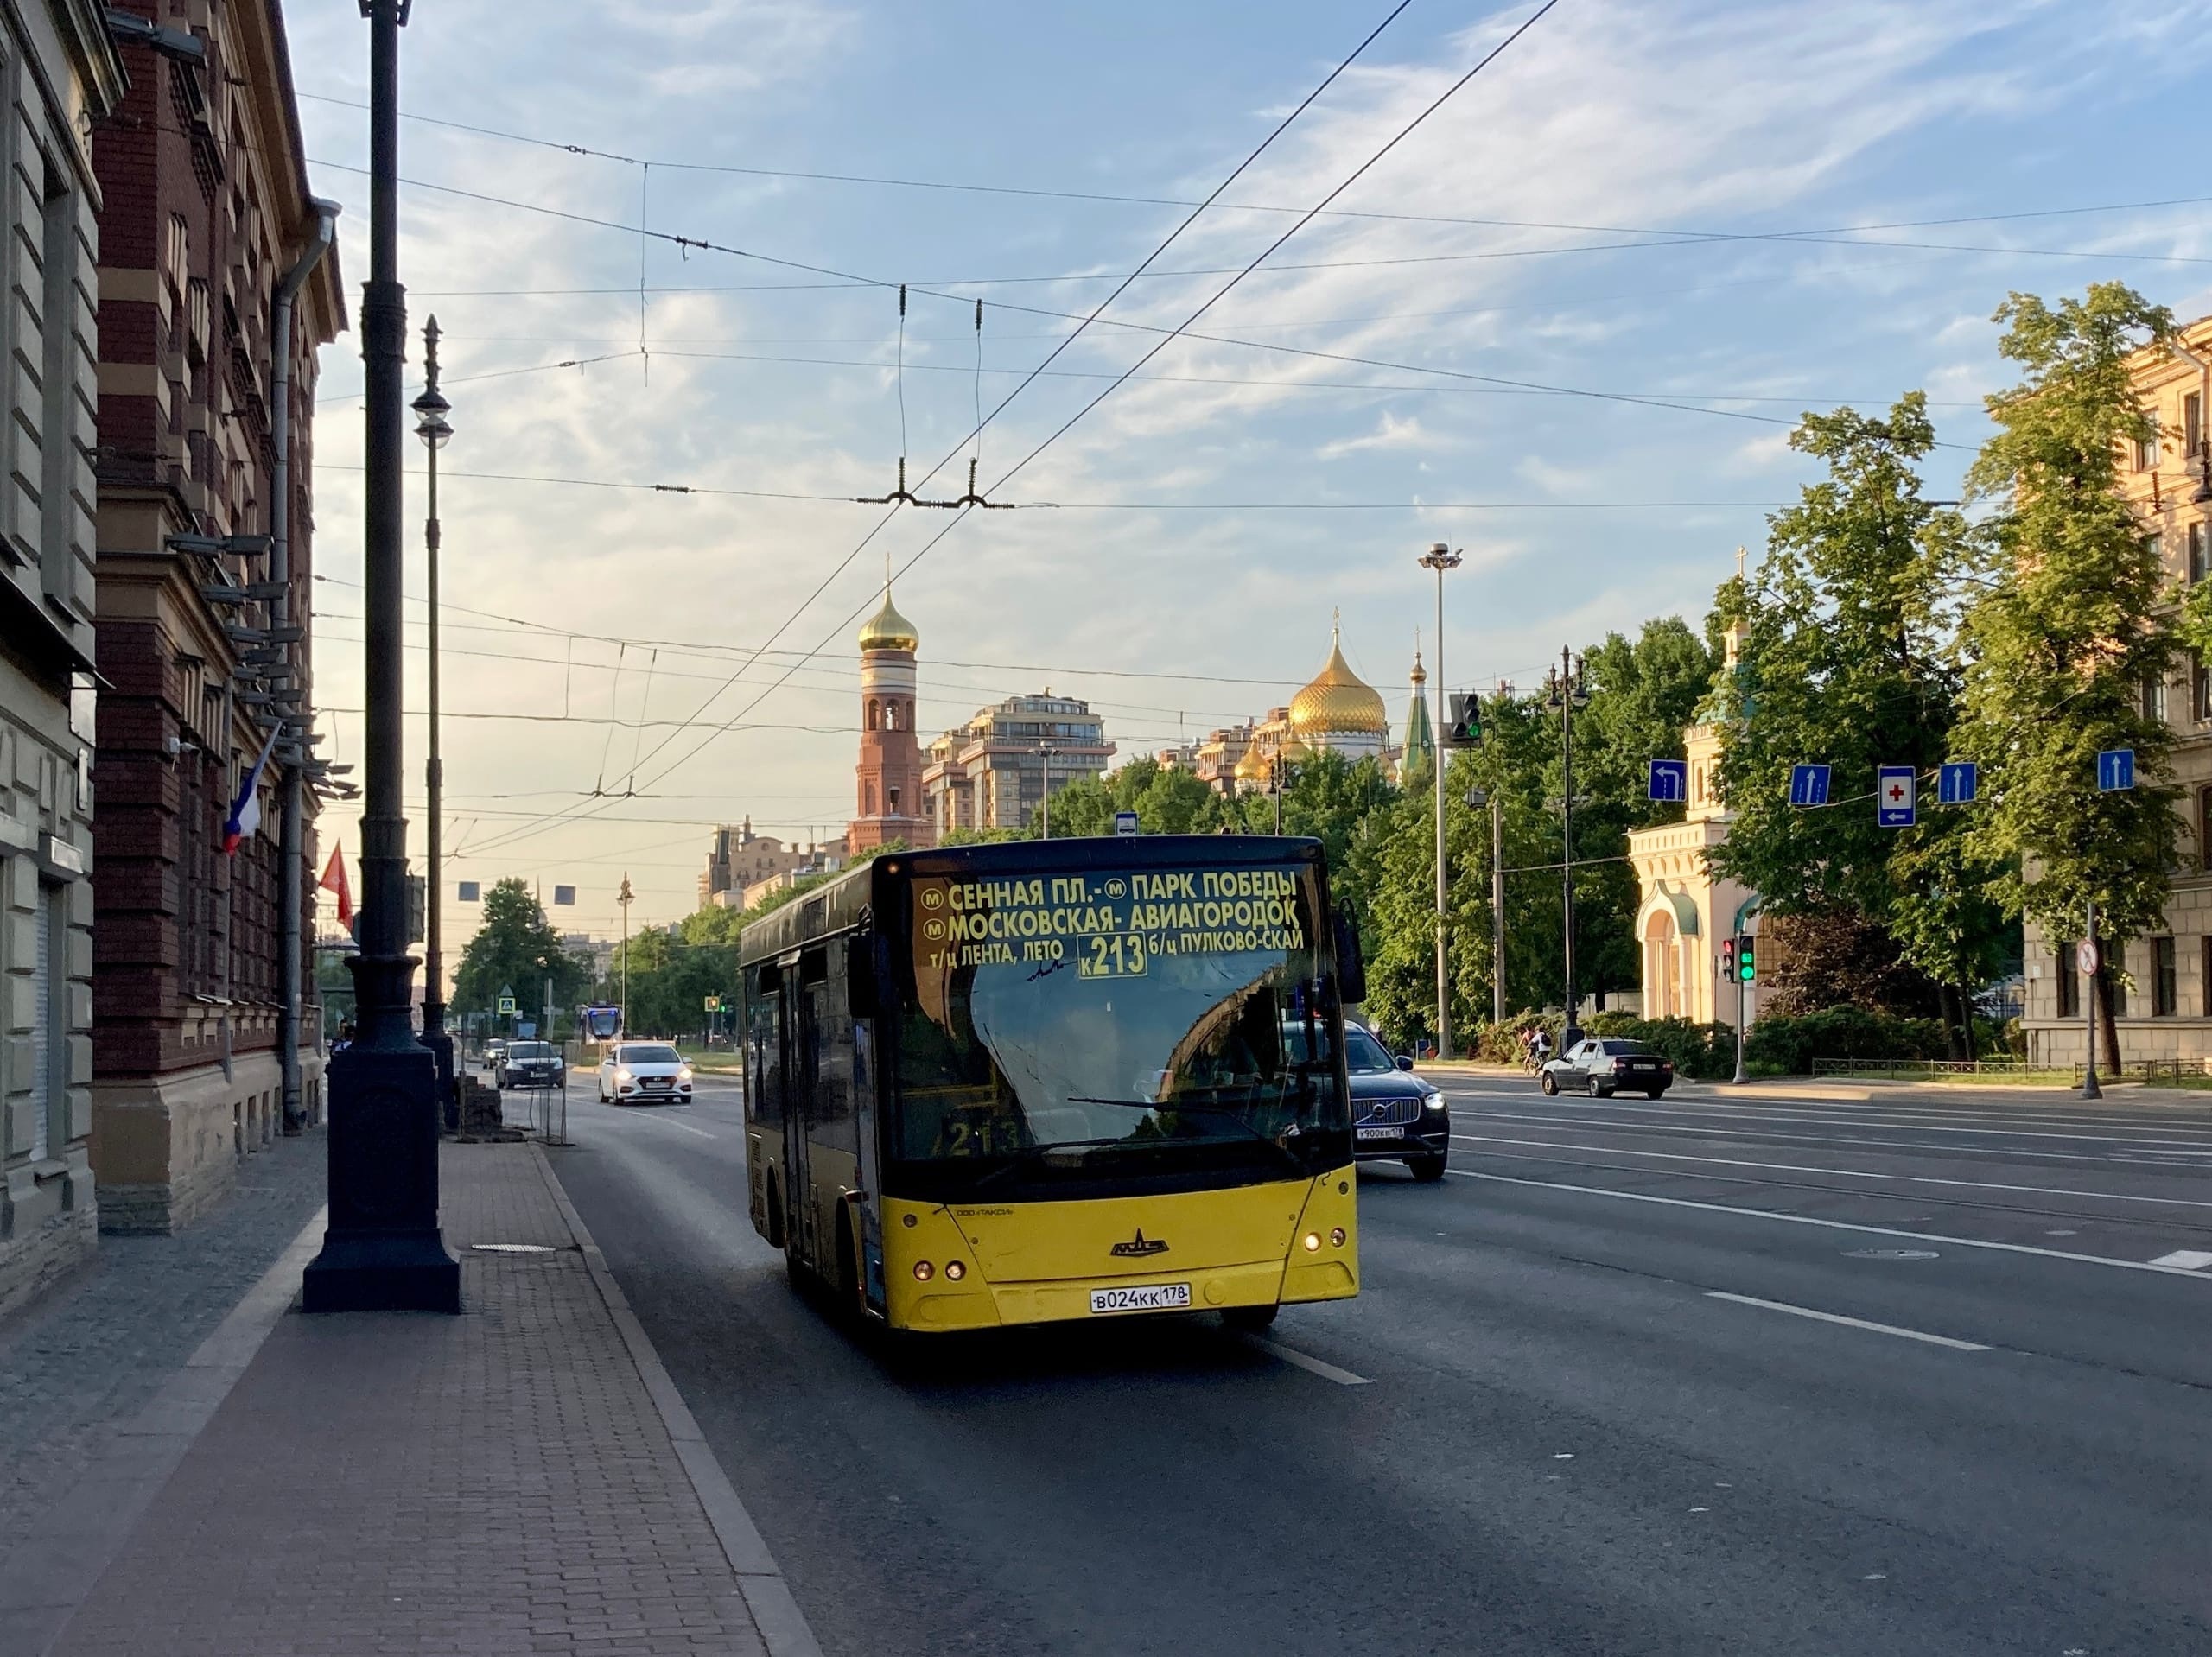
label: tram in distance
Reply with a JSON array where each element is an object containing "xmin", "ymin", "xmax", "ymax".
[{"xmin": 737, "ymin": 835, "xmax": 1363, "ymax": 1334}]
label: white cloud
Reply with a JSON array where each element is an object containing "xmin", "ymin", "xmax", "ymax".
[{"xmin": 1317, "ymin": 410, "xmax": 1442, "ymax": 459}]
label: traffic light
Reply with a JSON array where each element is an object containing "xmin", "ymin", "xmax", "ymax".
[
  {"xmin": 1720, "ymin": 937, "xmax": 1737, "ymax": 980},
  {"xmin": 1445, "ymin": 692, "xmax": 1483, "ymax": 748},
  {"xmin": 1738, "ymin": 934, "xmax": 1756, "ymax": 983}
]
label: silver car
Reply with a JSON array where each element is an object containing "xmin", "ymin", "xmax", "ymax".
[{"xmin": 597, "ymin": 1040, "xmax": 694, "ymax": 1104}]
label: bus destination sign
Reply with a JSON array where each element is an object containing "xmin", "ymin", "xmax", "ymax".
[{"xmin": 914, "ymin": 867, "xmax": 1307, "ymax": 978}]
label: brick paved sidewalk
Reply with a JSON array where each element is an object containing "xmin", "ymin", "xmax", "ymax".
[{"xmin": 44, "ymin": 1142, "xmax": 780, "ymax": 1657}]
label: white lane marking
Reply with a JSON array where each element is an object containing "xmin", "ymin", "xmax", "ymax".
[
  {"xmin": 2149, "ymin": 1250, "xmax": 2212, "ymax": 1270},
  {"xmin": 1445, "ymin": 1107, "xmax": 2212, "ymax": 1171},
  {"xmin": 1447, "ymin": 1131, "xmax": 2212, "ymax": 1210},
  {"xmin": 610, "ymin": 1109, "xmax": 718, "ymax": 1139},
  {"xmin": 1252, "ymin": 1337, "xmax": 1370, "ymax": 1386},
  {"xmin": 1705, "ymin": 1292, "xmax": 1990, "ymax": 1351},
  {"xmin": 1435, "ymin": 1082, "xmax": 2212, "ymax": 1139},
  {"xmin": 1444, "ymin": 1168, "xmax": 2212, "ymax": 1280},
  {"xmin": 1443, "ymin": 1094, "xmax": 2212, "ymax": 1150}
]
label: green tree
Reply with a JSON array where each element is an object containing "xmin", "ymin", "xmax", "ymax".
[
  {"xmin": 451, "ymin": 878, "xmax": 593, "ymax": 1032},
  {"xmin": 1708, "ymin": 394, "xmax": 1999, "ymax": 1051},
  {"xmin": 1031, "ymin": 758, "xmax": 1236, "ymax": 839},
  {"xmin": 1953, "ymin": 283, "xmax": 2177, "ymax": 1070}
]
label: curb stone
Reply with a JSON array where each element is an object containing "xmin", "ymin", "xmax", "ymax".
[{"xmin": 525, "ymin": 1139, "xmax": 826, "ymax": 1657}]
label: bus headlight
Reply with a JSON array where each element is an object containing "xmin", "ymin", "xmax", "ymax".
[
  {"xmin": 1303, "ymin": 1232, "xmax": 1321, "ymax": 1253},
  {"xmin": 913, "ymin": 1260, "xmax": 934, "ymax": 1281},
  {"xmin": 944, "ymin": 1260, "xmax": 966, "ymax": 1281}
]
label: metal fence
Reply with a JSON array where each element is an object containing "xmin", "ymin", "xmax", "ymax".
[{"xmin": 1810, "ymin": 1057, "xmax": 2064, "ymax": 1081}]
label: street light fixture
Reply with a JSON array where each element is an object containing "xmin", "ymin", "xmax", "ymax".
[
  {"xmin": 1544, "ymin": 648, "xmax": 1592, "ymax": 1044},
  {"xmin": 1418, "ymin": 542, "xmax": 1462, "ymax": 1057},
  {"xmin": 411, "ymin": 320, "xmax": 454, "ymax": 1131}
]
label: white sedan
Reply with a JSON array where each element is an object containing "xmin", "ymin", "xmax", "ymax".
[{"xmin": 597, "ymin": 1041, "xmax": 695, "ymax": 1104}]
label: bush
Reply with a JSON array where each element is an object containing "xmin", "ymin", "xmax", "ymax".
[
  {"xmin": 1465, "ymin": 1012, "xmax": 1738, "ymax": 1078},
  {"xmin": 1742, "ymin": 1006, "xmax": 1948, "ymax": 1075}
]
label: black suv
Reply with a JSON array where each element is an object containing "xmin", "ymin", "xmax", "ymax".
[
  {"xmin": 1343, "ymin": 1022, "xmax": 1450, "ymax": 1180},
  {"xmin": 497, "ymin": 1040, "xmax": 564, "ymax": 1090}
]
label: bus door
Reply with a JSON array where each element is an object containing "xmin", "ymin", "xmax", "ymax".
[
  {"xmin": 745, "ymin": 972, "xmax": 784, "ymax": 1242},
  {"xmin": 781, "ymin": 949, "xmax": 823, "ymax": 1269}
]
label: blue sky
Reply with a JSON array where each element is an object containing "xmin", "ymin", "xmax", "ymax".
[{"xmin": 290, "ymin": 0, "xmax": 2212, "ymax": 935}]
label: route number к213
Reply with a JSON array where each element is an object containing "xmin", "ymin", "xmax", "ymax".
[{"xmin": 1079, "ymin": 933, "xmax": 1150, "ymax": 979}]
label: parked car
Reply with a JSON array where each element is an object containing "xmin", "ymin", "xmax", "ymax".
[
  {"xmin": 1541, "ymin": 1038, "xmax": 1674, "ymax": 1099},
  {"xmin": 497, "ymin": 1040, "xmax": 564, "ymax": 1090},
  {"xmin": 597, "ymin": 1040, "xmax": 693, "ymax": 1104}
]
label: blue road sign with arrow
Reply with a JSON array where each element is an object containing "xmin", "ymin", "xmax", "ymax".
[
  {"xmin": 1876, "ymin": 765, "xmax": 1916, "ymax": 828},
  {"xmin": 1789, "ymin": 764, "xmax": 1832, "ymax": 809},
  {"xmin": 2097, "ymin": 749, "xmax": 2135, "ymax": 791},
  {"xmin": 1648, "ymin": 759, "xmax": 1688, "ymax": 803},
  {"xmin": 1937, "ymin": 760, "xmax": 1978, "ymax": 805}
]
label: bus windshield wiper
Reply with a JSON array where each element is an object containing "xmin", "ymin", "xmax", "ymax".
[{"xmin": 1067, "ymin": 1099, "xmax": 1307, "ymax": 1175}]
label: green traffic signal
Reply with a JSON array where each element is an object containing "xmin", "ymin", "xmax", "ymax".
[{"xmin": 1738, "ymin": 936, "xmax": 1756, "ymax": 983}]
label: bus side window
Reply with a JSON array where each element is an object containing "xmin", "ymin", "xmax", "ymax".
[{"xmin": 748, "ymin": 981, "xmax": 784, "ymax": 1128}]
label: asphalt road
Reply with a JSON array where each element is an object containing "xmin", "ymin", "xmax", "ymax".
[{"xmin": 536, "ymin": 1067, "xmax": 2212, "ymax": 1657}]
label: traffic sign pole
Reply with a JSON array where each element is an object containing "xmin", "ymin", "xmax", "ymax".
[{"xmin": 2082, "ymin": 898, "xmax": 2101, "ymax": 1100}]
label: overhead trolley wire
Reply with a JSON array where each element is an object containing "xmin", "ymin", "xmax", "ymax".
[{"xmin": 448, "ymin": 0, "xmax": 1421, "ymax": 861}]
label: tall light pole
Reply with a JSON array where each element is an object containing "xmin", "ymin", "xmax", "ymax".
[
  {"xmin": 1545, "ymin": 648, "xmax": 1591, "ymax": 1045},
  {"xmin": 1037, "ymin": 743, "xmax": 1051, "ymax": 839},
  {"xmin": 618, "ymin": 873, "xmax": 635, "ymax": 1036},
  {"xmin": 411, "ymin": 318, "xmax": 453, "ymax": 1130},
  {"xmin": 303, "ymin": 0, "xmax": 459, "ymax": 1315},
  {"xmin": 1418, "ymin": 543, "xmax": 1461, "ymax": 1057}
]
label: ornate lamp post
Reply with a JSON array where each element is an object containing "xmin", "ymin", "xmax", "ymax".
[
  {"xmin": 411, "ymin": 320, "xmax": 454, "ymax": 1130},
  {"xmin": 302, "ymin": 0, "xmax": 460, "ymax": 1314}
]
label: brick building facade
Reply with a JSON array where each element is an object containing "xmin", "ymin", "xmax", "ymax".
[
  {"xmin": 0, "ymin": 0, "xmax": 124, "ymax": 1321},
  {"xmin": 87, "ymin": 0, "xmax": 340, "ymax": 1231}
]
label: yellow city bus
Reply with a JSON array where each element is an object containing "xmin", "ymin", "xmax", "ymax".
[{"xmin": 738, "ymin": 836, "xmax": 1362, "ymax": 1334}]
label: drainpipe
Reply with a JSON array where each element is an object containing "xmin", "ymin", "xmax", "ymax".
[{"xmin": 273, "ymin": 199, "xmax": 340, "ymax": 1133}]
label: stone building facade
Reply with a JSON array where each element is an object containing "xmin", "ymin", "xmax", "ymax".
[
  {"xmin": 2021, "ymin": 312, "xmax": 2212, "ymax": 1068},
  {"xmin": 1627, "ymin": 717, "xmax": 1760, "ymax": 1029},
  {"xmin": 923, "ymin": 690, "xmax": 1112, "ymax": 838},
  {"xmin": 0, "ymin": 0, "xmax": 124, "ymax": 1320},
  {"xmin": 87, "ymin": 0, "xmax": 340, "ymax": 1231}
]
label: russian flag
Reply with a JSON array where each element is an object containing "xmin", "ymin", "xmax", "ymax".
[{"xmin": 223, "ymin": 727, "xmax": 280, "ymax": 855}]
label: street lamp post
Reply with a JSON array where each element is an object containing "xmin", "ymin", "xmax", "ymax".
[
  {"xmin": 302, "ymin": 0, "xmax": 460, "ymax": 1314},
  {"xmin": 1545, "ymin": 648, "xmax": 1592, "ymax": 1045},
  {"xmin": 618, "ymin": 874, "xmax": 634, "ymax": 1037},
  {"xmin": 1037, "ymin": 744, "xmax": 1052, "ymax": 839},
  {"xmin": 412, "ymin": 319, "xmax": 454, "ymax": 1132},
  {"xmin": 1418, "ymin": 543, "xmax": 1462, "ymax": 1057}
]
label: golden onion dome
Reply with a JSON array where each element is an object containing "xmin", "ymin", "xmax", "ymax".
[
  {"xmin": 1289, "ymin": 628, "xmax": 1388, "ymax": 737},
  {"xmin": 1233, "ymin": 745, "xmax": 1268, "ymax": 782},
  {"xmin": 858, "ymin": 587, "xmax": 919, "ymax": 653},
  {"xmin": 1277, "ymin": 732, "xmax": 1313, "ymax": 766}
]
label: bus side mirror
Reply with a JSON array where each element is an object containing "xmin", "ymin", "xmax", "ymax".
[
  {"xmin": 1333, "ymin": 907, "xmax": 1367, "ymax": 1006},
  {"xmin": 846, "ymin": 932, "xmax": 877, "ymax": 1018}
]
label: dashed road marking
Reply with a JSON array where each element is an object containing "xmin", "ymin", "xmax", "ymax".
[
  {"xmin": 1446, "ymin": 1167, "xmax": 2212, "ymax": 1279},
  {"xmin": 2148, "ymin": 1249, "xmax": 2212, "ymax": 1270},
  {"xmin": 1706, "ymin": 1292, "xmax": 1989, "ymax": 1351},
  {"xmin": 1252, "ymin": 1338, "xmax": 1370, "ymax": 1386}
]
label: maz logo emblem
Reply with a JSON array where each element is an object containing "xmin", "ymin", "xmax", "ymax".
[{"xmin": 1109, "ymin": 1228, "xmax": 1169, "ymax": 1258}]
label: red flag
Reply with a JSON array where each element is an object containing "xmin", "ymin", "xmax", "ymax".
[{"xmin": 318, "ymin": 845, "xmax": 353, "ymax": 926}]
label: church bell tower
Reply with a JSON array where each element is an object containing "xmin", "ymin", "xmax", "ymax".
[{"xmin": 849, "ymin": 580, "xmax": 935, "ymax": 853}]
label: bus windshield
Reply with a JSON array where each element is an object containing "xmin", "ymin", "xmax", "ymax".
[{"xmin": 889, "ymin": 859, "xmax": 1351, "ymax": 1200}]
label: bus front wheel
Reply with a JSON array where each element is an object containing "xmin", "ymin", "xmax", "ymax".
[{"xmin": 1223, "ymin": 1305, "xmax": 1279, "ymax": 1331}]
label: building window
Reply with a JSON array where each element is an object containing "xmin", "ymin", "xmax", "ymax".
[
  {"xmin": 2202, "ymin": 937, "xmax": 2212, "ymax": 1018},
  {"xmin": 2153, "ymin": 936, "xmax": 2177, "ymax": 1017},
  {"xmin": 2192, "ymin": 524, "xmax": 2209, "ymax": 585},
  {"xmin": 2143, "ymin": 672, "xmax": 2167, "ymax": 726},
  {"xmin": 867, "ymin": 699, "xmax": 879, "ymax": 731},
  {"xmin": 2137, "ymin": 416, "xmax": 2160, "ymax": 471},
  {"xmin": 2111, "ymin": 965, "xmax": 2129, "ymax": 1019},
  {"xmin": 2056, "ymin": 943, "xmax": 2078, "ymax": 1019},
  {"xmin": 29, "ymin": 880, "xmax": 60, "ymax": 1161},
  {"xmin": 2188, "ymin": 390, "xmax": 2203, "ymax": 458}
]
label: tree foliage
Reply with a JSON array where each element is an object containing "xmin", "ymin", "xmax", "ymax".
[{"xmin": 451, "ymin": 878, "xmax": 594, "ymax": 1032}]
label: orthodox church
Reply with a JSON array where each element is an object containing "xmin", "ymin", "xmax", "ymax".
[{"xmin": 1226, "ymin": 622, "xmax": 1422, "ymax": 793}]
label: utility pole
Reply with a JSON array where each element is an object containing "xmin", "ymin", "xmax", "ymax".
[
  {"xmin": 1037, "ymin": 744, "xmax": 1051, "ymax": 839},
  {"xmin": 412, "ymin": 317, "xmax": 454, "ymax": 1131},
  {"xmin": 1419, "ymin": 543, "xmax": 1461, "ymax": 1056},
  {"xmin": 618, "ymin": 874, "xmax": 635, "ymax": 1036},
  {"xmin": 303, "ymin": 0, "xmax": 459, "ymax": 1315},
  {"xmin": 1546, "ymin": 648, "xmax": 1590, "ymax": 1045}
]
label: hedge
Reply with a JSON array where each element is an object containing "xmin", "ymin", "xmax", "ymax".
[{"xmin": 1460, "ymin": 1004, "xmax": 1955, "ymax": 1079}]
